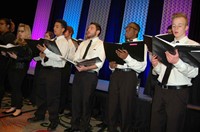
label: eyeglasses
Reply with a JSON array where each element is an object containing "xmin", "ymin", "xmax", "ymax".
[{"xmin": 125, "ymin": 26, "xmax": 138, "ymax": 31}]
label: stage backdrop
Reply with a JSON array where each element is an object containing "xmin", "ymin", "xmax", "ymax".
[{"xmin": 29, "ymin": 0, "xmax": 194, "ymax": 87}]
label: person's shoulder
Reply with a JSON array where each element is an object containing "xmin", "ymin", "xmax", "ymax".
[{"xmin": 187, "ymin": 38, "xmax": 199, "ymax": 45}]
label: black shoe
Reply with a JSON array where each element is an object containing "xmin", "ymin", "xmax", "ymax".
[
  {"xmin": 27, "ymin": 116, "xmax": 44, "ymax": 123},
  {"xmin": 47, "ymin": 122, "xmax": 58, "ymax": 131},
  {"xmin": 2, "ymin": 109, "xmax": 16, "ymax": 114},
  {"xmin": 64, "ymin": 127, "xmax": 80, "ymax": 132}
]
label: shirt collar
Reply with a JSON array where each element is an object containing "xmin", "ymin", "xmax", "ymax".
[
  {"xmin": 174, "ymin": 36, "xmax": 188, "ymax": 44},
  {"xmin": 127, "ymin": 38, "xmax": 138, "ymax": 42},
  {"xmin": 52, "ymin": 35, "xmax": 65, "ymax": 41},
  {"xmin": 87, "ymin": 37, "xmax": 99, "ymax": 43}
]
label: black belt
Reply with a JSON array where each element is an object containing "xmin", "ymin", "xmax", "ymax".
[
  {"xmin": 115, "ymin": 68, "xmax": 133, "ymax": 72},
  {"xmin": 157, "ymin": 82, "xmax": 188, "ymax": 90},
  {"xmin": 87, "ymin": 70, "xmax": 97, "ymax": 74}
]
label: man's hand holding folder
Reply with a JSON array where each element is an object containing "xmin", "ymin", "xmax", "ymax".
[
  {"xmin": 0, "ymin": 43, "xmax": 20, "ymax": 52},
  {"xmin": 116, "ymin": 49, "xmax": 128, "ymax": 60},
  {"xmin": 104, "ymin": 41, "xmax": 144, "ymax": 65},
  {"xmin": 25, "ymin": 39, "xmax": 62, "ymax": 57},
  {"xmin": 62, "ymin": 57, "xmax": 102, "ymax": 67},
  {"xmin": 152, "ymin": 34, "xmax": 200, "ymax": 67}
]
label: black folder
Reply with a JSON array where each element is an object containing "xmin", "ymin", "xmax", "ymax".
[
  {"xmin": 64, "ymin": 57, "xmax": 102, "ymax": 66},
  {"xmin": 104, "ymin": 41, "xmax": 144, "ymax": 65},
  {"xmin": 0, "ymin": 43, "xmax": 20, "ymax": 52},
  {"xmin": 25, "ymin": 38, "xmax": 62, "ymax": 57},
  {"xmin": 152, "ymin": 34, "xmax": 200, "ymax": 67},
  {"xmin": 156, "ymin": 33, "xmax": 174, "ymax": 42},
  {"xmin": 143, "ymin": 34, "xmax": 152, "ymax": 52}
]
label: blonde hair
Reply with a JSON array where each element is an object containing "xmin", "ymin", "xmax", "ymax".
[
  {"xmin": 172, "ymin": 12, "xmax": 188, "ymax": 25},
  {"xmin": 15, "ymin": 23, "xmax": 32, "ymax": 45}
]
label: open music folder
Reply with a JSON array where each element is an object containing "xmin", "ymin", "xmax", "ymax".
[
  {"xmin": 143, "ymin": 34, "xmax": 152, "ymax": 52},
  {"xmin": 0, "ymin": 43, "xmax": 20, "ymax": 52},
  {"xmin": 25, "ymin": 38, "xmax": 62, "ymax": 57},
  {"xmin": 152, "ymin": 34, "xmax": 200, "ymax": 67},
  {"xmin": 103, "ymin": 41, "xmax": 144, "ymax": 65},
  {"xmin": 63, "ymin": 57, "xmax": 102, "ymax": 67}
]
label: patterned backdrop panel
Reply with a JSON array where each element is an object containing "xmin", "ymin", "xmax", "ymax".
[
  {"xmin": 63, "ymin": 0, "xmax": 84, "ymax": 38},
  {"xmin": 85, "ymin": 0, "xmax": 112, "ymax": 40},
  {"xmin": 160, "ymin": 0, "xmax": 192, "ymax": 34},
  {"xmin": 119, "ymin": 0, "xmax": 150, "ymax": 42},
  {"xmin": 32, "ymin": 0, "xmax": 53, "ymax": 39},
  {"xmin": 29, "ymin": 0, "xmax": 53, "ymax": 73}
]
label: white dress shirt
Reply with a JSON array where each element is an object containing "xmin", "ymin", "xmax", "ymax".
[
  {"xmin": 111, "ymin": 38, "xmax": 147, "ymax": 73},
  {"xmin": 41, "ymin": 35, "xmax": 76, "ymax": 68},
  {"xmin": 153, "ymin": 36, "xmax": 199, "ymax": 86},
  {"xmin": 65, "ymin": 38, "xmax": 77, "ymax": 60},
  {"xmin": 73, "ymin": 37, "xmax": 106, "ymax": 73}
]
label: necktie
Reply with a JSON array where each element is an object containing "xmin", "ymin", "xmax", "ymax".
[
  {"xmin": 82, "ymin": 40, "xmax": 92, "ymax": 59},
  {"xmin": 44, "ymin": 56, "xmax": 49, "ymax": 62},
  {"xmin": 161, "ymin": 40, "xmax": 179, "ymax": 85},
  {"xmin": 161, "ymin": 64, "xmax": 172, "ymax": 85}
]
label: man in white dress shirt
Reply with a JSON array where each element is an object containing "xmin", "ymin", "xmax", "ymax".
[
  {"xmin": 65, "ymin": 22, "xmax": 105, "ymax": 132},
  {"xmin": 27, "ymin": 19, "xmax": 76, "ymax": 131},
  {"xmin": 108, "ymin": 22, "xmax": 147, "ymax": 132},
  {"xmin": 150, "ymin": 13, "xmax": 199, "ymax": 132},
  {"xmin": 59, "ymin": 26, "xmax": 78, "ymax": 114}
]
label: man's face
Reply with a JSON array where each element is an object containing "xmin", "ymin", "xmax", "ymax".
[
  {"xmin": 125, "ymin": 23, "xmax": 138, "ymax": 40},
  {"xmin": 172, "ymin": 17, "xmax": 188, "ymax": 40},
  {"xmin": 86, "ymin": 24, "xmax": 99, "ymax": 39},
  {"xmin": 64, "ymin": 30, "xmax": 70, "ymax": 38},
  {"xmin": 53, "ymin": 22, "xmax": 64, "ymax": 36}
]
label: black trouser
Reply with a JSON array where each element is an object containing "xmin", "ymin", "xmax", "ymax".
[
  {"xmin": 0, "ymin": 57, "xmax": 9, "ymax": 106},
  {"xmin": 59, "ymin": 62, "xmax": 72, "ymax": 113},
  {"xmin": 34, "ymin": 67, "xmax": 62, "ymax": 123},
  {"xmin": 29, "ymin": 61, "xmax": 43, "ymax": 105},
  {"xmin": 71, "ymin": 71, "xmax": 98, "ymax": 131},
  {"xmin": 150, "ymin": 85, "xmax": 189, "ymax": 132},
  {"xmin": 8, "ymin": 68, "xmax": 27, "ymax": 109},
  {"xmin": 108, "ymin": 70, "xmax": 137, "ymax": 132}
]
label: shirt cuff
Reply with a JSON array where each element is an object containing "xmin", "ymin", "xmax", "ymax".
[
  {"xmin": 153, "ymin": 63, "xmax": 161, "ymax": 72},
  {"xmin": 44, "ymin": 48, "xmax": 51, "ymax": 55},
  {"xmin": 173, "ymin": 59, "xmax": 184, "ymax": 67},
  {"xmin": 124, "ymin": 54, "xmax": 133, "ymax": 62}
]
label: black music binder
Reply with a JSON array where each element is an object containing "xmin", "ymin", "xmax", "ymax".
[
  {"xmin": 63, "ymin": 57, "xmax": 102, "ymax": 66},
  {"xmin": 104, "ymin": 41, "xmax": 144, "ymax": 65},
  {"xmin": 152, "ymin": 34, "xmax": 200, "ymax": 67},
  {"xmin": 25, "ymin": 38, "xmax": 62, "ymax": 57},
  {"xmin": 143, "ymin": 34, "xmax": 152, "ymax": 52},
  {"xmin": 156, "ymin": 33, "xmax": 174, "ymax": 42},
  {"xmin": 0, "ymin": 43, "xmax": 20, "ymax": 52}
]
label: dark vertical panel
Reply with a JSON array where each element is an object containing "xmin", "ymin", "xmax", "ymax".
[
  {"xmin": 188, "ymin": 0, "xmax": 200, "ymax": 43},
  {"xmin": 104, "ymin": 0, "xmax": 126, "ymax": 43},
  {"xmin": 47, "ymin": 0, "xmax": 67, "ymax": 31},
  {"xmin": 145, "ymin": 0, "xmax": 164, "ymax": 35},
  {"xmin": 141, "ymin": 0, "xmax": 164, "ymax": 89},
  {"xmin": 188, "ymin": 0, "xmax": 200, "ymax": 106},
  {"xmin": 98, "ymin": 0, "xmax": 126, "ymax": 80},
  {"xmin": 76, "ymin": 0, "xmax": 91, "ymax": 39}
]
